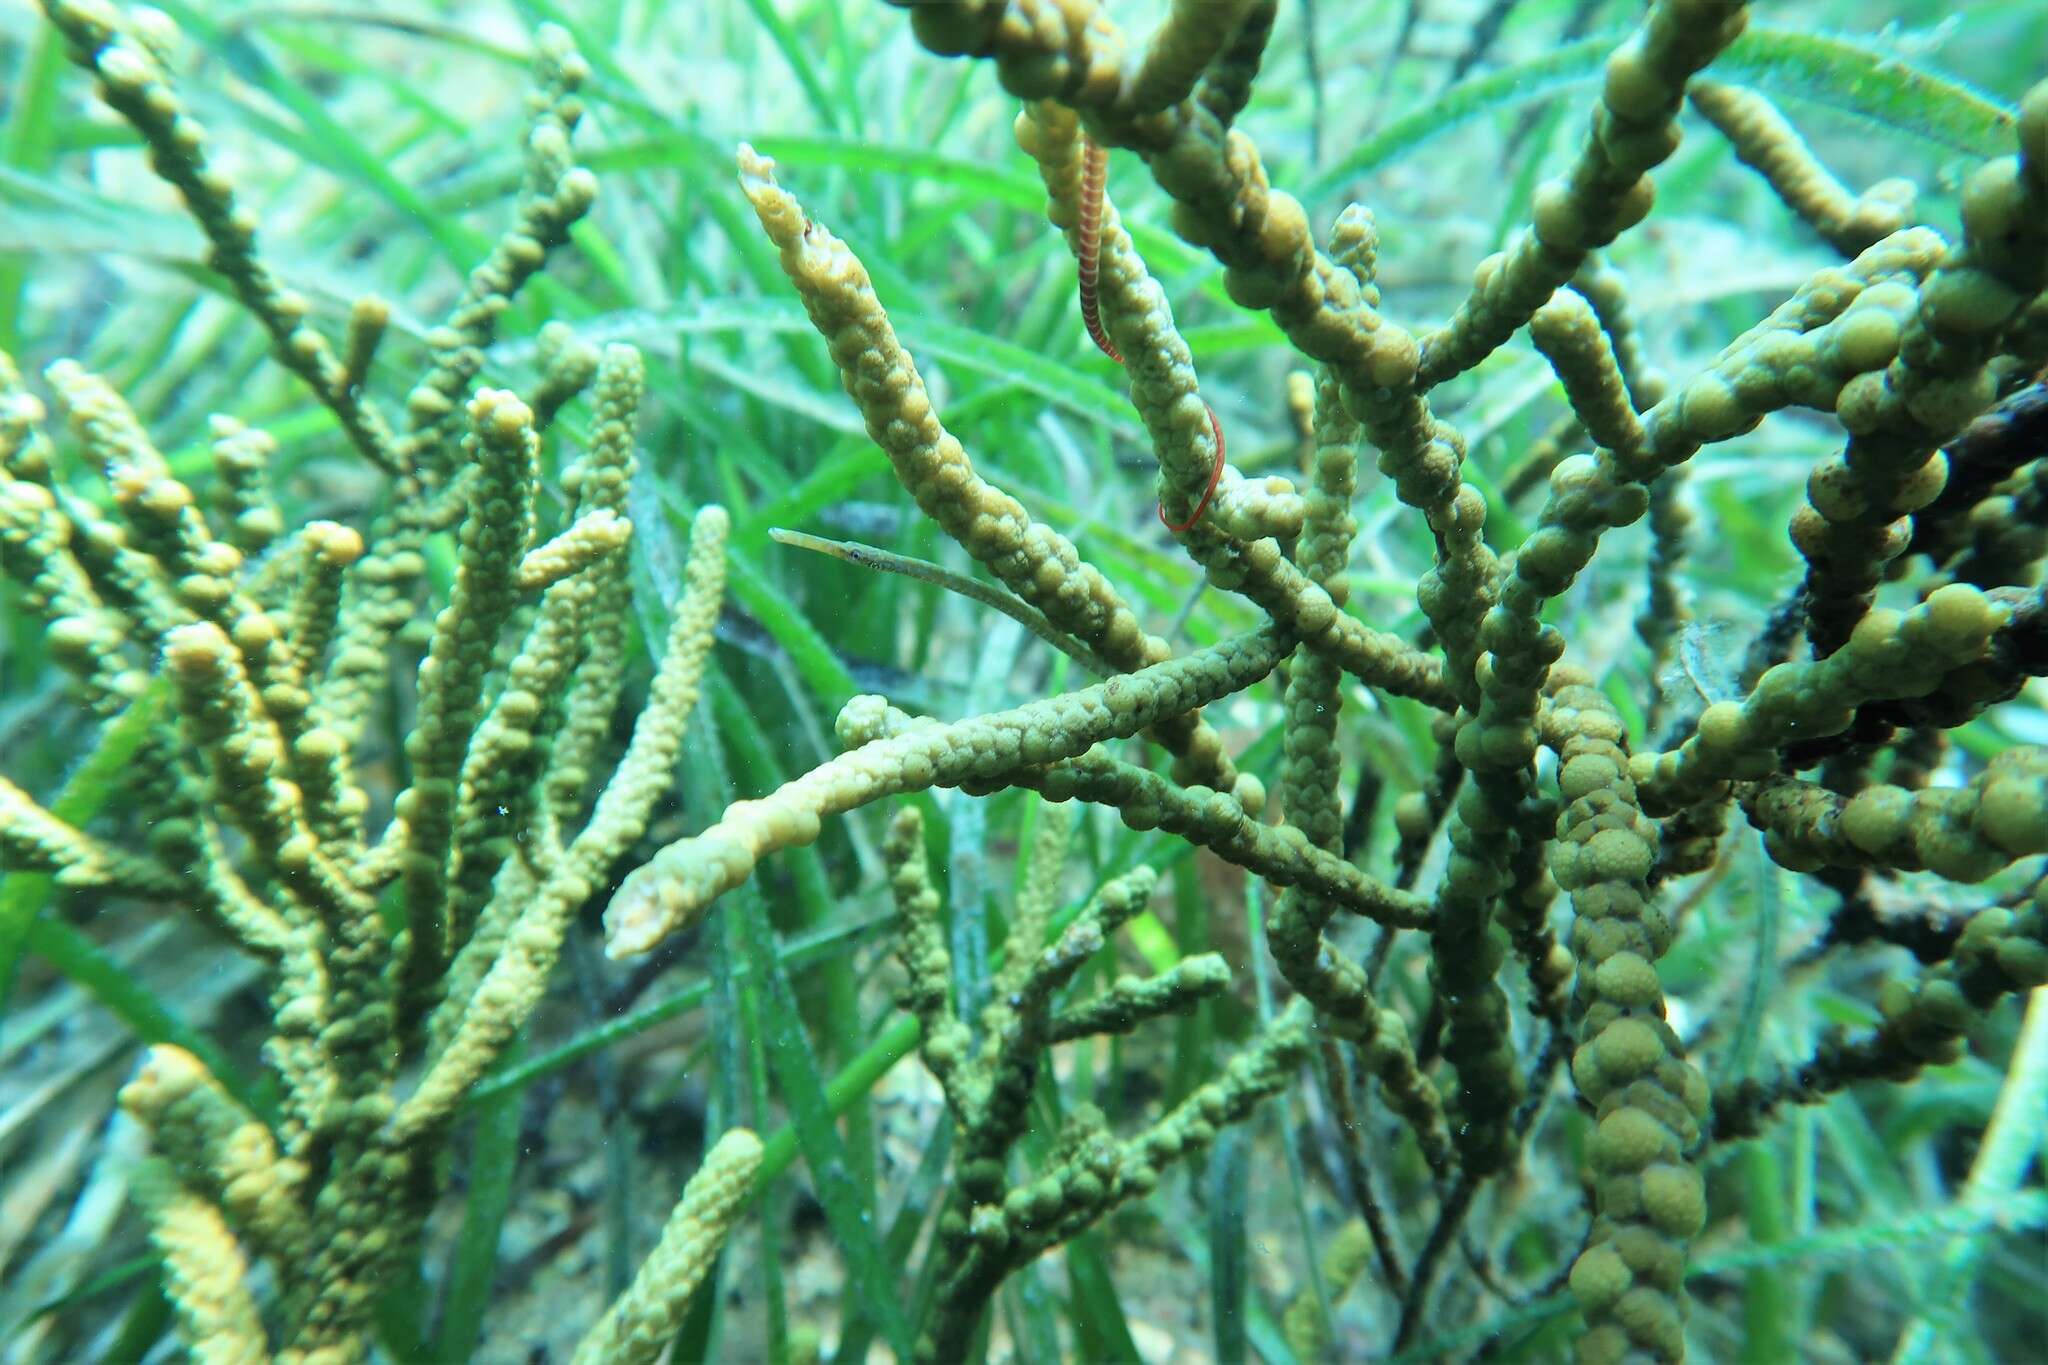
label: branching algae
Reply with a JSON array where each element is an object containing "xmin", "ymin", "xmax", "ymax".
[
  {"xmin": 2, "ymin": 0, "xmax": 2047, "ymax": 1361},
  {"xmin": 4, "ymin": 9, "xmax": 750, "ymax": 1362}
]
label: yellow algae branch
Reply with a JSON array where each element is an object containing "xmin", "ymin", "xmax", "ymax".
[{"xmin": 602, "ymin": 628, "xmax": 1288, "ymax": 957}]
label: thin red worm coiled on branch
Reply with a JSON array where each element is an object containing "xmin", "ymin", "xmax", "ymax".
[{"xmin": 1076, "ymin": 138, "xmax": 1224, "ymax": 534}]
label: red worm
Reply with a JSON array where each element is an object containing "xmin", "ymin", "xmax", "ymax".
[
  {"xmin": 1077, "ymin": 139, "xmax": 1121, "ymax": 365},
  {"xmin": 1160, "ymin": 405, "xmax": 1225, "ymax": 533},
  {"xmin": 1076, "ymin": 137, "xmax": 1224, "ymax": 534}
]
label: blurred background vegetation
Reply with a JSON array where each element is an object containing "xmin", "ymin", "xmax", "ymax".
[{"xmin": 1, "ymin": 0, "xmax": 2044, "ymax": 1360}]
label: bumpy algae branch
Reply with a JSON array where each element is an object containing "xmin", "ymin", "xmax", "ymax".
[
  {"xmin": 1545, "ymin": 675, "xmax": 1708, "ymax": 1365},
  {"xmin": 734, "ymin": 142, "xmax": 1257, "ymax": 801},
  {"xmin": 1792, "ymin": 86, "xmax": 2048, "ymax": 656},
  {"xmin": 1743, "ymin": 747, "xmax": 2048, "ymax": 880},
  {"xmin": 1689, "ymin": 82, "xmax": 1917, "ymax": 256},
  {"xmin": 1633, "ymin": 585, "xmax": 2009, "ymax": 813},
  {"xmin": 602, "ymin": 628, "xmax": 1287, "ymax": 957},
  {"xmin": 1716, "ymin": 860, "xmax": 2048, "ymax": 1139},
  {"xmin": 41, "ymin": 0, "xmax": 401, "ymax": 474},
  {"xmin": 571, "ymin": 1128, "xmax": 765, "ymax": 1365},
  {"xmin": 834, "ymin": 691, "xmax": 1430, "ymax": 928},
  {"xmin": 1015, "ymin": 102, "xmax": 1455, "ymax": 711},
  {"xmin": 874, "ymin": 799, "xmax": 1293, "ymax": 1361},
  {"xmin": 1266, "ymin": 371, "xmax": 1452, "ymax": 1169}
]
